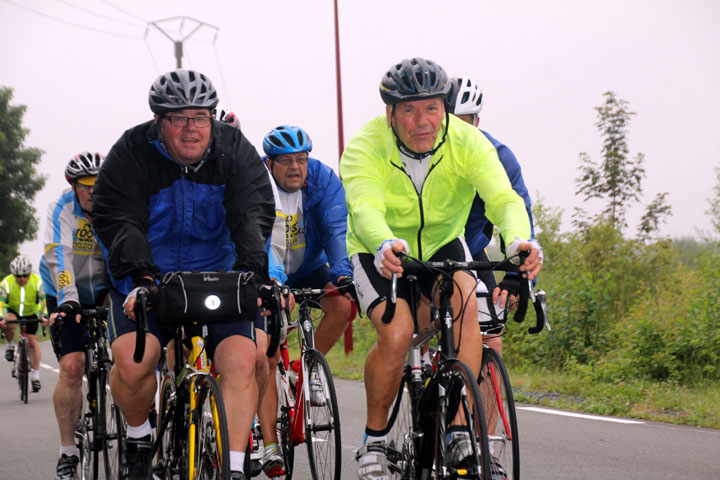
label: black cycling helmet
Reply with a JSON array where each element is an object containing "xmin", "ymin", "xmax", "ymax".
[
  {"xmin": 446, "ymin": 77, "xmax": 483, "ymax": 116},
  {"xmin": 148, "ymin": 69, "xmax": 219, "ymax": 115},
  {"xmin": 65, "ymin": 152, "xmax": 104, "ymax": 184},
  {"xmin": 379, "ymin": 57, "xmax": 451, "ymax": 106}
]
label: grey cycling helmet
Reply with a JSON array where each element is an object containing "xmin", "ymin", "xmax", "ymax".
[
  {"xmin": 65, "ymin": 152, "xmax": 103, "ymax": 184},
  {"xmin": 380, "ymin": 57, "xmax": 451, "ymax": 106},
  {"xmin": 9, "ymin": 255, "xmax": 32, "ymax": 276},
  {"xmin": 148, "ymin": 69, "xmax": 219, "ymax": 115},
  {"xmin": 446, "ymin": 77, "xmax": 483, "ymax": 116}
]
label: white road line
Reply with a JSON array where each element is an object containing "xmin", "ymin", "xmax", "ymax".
[
  {"xmin": 40, "ymin": 362, "xmax": 59, "ymax": 374},
  {"xmin": 517, "ymin": 406, "xmax": 645, "ymax": 424}
]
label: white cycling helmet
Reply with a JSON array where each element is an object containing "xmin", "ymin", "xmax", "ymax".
[
  {"xmin": 65, "ymin": 152, "xmax": 104, "ymax": 184},
  {"xmin": 446, "ymin": 77, "xmax": 483, "ymax": 116},
  {"xmin": 9, "ymin": 255, "xmax": 32, "ymax": 276}
]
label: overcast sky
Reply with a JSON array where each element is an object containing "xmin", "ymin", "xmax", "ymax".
[{"xmin": 1, "ymin": 0, "xmax": 719, "ymax": 267}]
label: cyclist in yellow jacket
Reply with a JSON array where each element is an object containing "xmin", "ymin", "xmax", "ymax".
[
  {"xmin": 342, "ymin": 57, "xmax": 542, "ymax": 480},
  {"xmin": 0, "ymin": 254, "xmax": 47, "ymax": 392}
]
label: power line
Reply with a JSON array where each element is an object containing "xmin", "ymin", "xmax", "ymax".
[
  {"xmin": 51, "ymin": 0, "xmax": 146, "ymax": 28},
  {"xmin": 1, "ymin": 0, "xmax": 142, "ymax": 39},
  {"xmin": 98, "ymin": 0, "xmax": 147, "ymax": 24}
]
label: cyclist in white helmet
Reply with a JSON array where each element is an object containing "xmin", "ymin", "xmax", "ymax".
[
  {"xmin": 0, "ymin": 255, "xmax": 47, "ymax": 391},
  {"xmin": 446, "ymin": 76, "xmax": 535, "ymax": 347},
  {"xmin": 40, "ymin": 151, "xmax": 109, "ymax": 480}
]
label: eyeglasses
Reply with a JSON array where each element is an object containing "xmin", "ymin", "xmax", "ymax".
[
  {"xmin": 163, "ymin": 115, "xmax": 212, "ymax": 128},
  {"xmin": 273, "ymin": 155, "xmax": 309, "ymax": 166}
]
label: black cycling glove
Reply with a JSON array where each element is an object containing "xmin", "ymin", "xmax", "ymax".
[
  {"xmin": 498, "ymin": 274, "xmax": 523, "ymax": 297},
  {"xmin": 54, "ymin": 301, "xmax": 81, "ymax": 320}
]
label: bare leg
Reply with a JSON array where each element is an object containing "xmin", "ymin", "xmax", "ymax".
[
  {"xmin": 364, "ymin": 300, "xmax": 414, "ymax": 431},
  {"xmin": 109, "ymin": 333, "xmax": 161, "ymax": 427},
  {"xmin": 314, "ymin": 282, "xmax": 353, "ymax": 355},
  {"xmin": 54, "ymin": 352, "xmax": 85, "ymax": 446},
  {"xmin": 214, "ymin": 335, "xmax": 257, "ymax": 451}
]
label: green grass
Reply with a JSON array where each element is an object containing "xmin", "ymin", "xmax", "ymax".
[{"xmin": 316, "ymin": 314, "xmax": 720, "ymax": 430}]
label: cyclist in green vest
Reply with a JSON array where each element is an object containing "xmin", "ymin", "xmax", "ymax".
[{"xmin": 0, "ymin": 255, "xmax": 47, "ymax": 392}]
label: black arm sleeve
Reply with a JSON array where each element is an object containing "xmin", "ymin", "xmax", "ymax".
[
  {"xmin": 224, "ymin": 133, "xmax": 275, "ymax": 284},
  {"xmin": 91, "ymin": 125, "xmax": 159, "ymax": 284}
]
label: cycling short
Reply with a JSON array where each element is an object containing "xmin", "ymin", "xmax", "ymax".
[
  {"xmin": 472, "ymin": 249, "xmax": 498, "ymax": 291},
  {"xmin": 289, "ymin": 264, "xmax": 333, "ymax": 289},
  {"xmin": 107, "ymin": 289, "xmax": 255, "ymax": 359},
  {"xmin": 47, "ymin": 295, "xmax": 95, "ymax": 359},
  {"xmin": 4, "ymin": 309, "xmax": 41, "ymax": 335},
  {"xmin": 351, "ymin": 237, "xmax": 474, "ymax": 317}
]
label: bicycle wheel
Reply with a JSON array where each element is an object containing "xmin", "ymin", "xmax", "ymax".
[
  {"xmin": 303, "ymin": 349, "xmax": 341, "ymax": 480},
  {"xmin": 276, "ymin": 366, "xmax": 295, "ymax": 478},
  {"xmin": 157, "ymin": 371, "xmax": 183, "ymax": 479},
  {"xmin": 190, "ymin": 374, "xmax": 230, "ymax": 479},
  {"xmin": 432, "ymin": 360, "xmax": 490, "ymax": 480},
  {"xmin": 17, "ymin": 340, "xmax": 29, "ymax": 403},
  {"xmin": 386, "ymin": 366, "xmax": 418, "ymax": 479},
  {"xmin": 77, "ymin": 373, "xmax": 97, "ymax": 480},
  {"xmin": 480, "ymin": 348, "xmax": 518, "ymax": 480},
  {"xmin": 96, "ymin": 368, "xmax": 123, "ymax": 479}
]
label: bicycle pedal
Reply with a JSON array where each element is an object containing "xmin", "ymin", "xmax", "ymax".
[{"xmin": 266, "ymin": 466, "xmax": 286, "ymax": 477}]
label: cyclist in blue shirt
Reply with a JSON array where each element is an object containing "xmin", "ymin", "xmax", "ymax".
[
  {"xmin": 40, "ymin": 152, "xmax": 109, "ymax": 480},
  {"xmin": 258, "ymin": 125, "xmax": 353, "ymax": 475},
  {"xmin": 446, "ymin": 76, "xmax": 536, "ymax": 356}
]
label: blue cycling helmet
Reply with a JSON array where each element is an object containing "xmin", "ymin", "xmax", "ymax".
[{"xmin": 263, "ymin": 125, "xmax": 312, "ymax": 156}]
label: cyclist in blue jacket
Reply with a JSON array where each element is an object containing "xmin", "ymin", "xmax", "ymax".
[
  {"xmin": 447, "ymin": 76, "xmax": 536, "ymax": 356},
  {"xmin": 258, "ymin": 125, "xmax": 353, "ymax": 475},
  {"xmin": 92, "ymin": 70, "xmax": 275, "ymax": 480}
]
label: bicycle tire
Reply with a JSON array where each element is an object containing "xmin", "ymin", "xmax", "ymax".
[
  {"xmin": 303, "ymin": 349, "xmax": 341, "ymax": 480},
  {"xmin": 276, "ymin": 366, "xmax": 295, "ymax": 478},
  {"xmin": 190, "ymin": 374, "xmax": 231, "ymax": 479},
  {"xmin": 386, "ymin": 366, "xmax": 418, "ymax": 479},
  {"xmin": 431, "ymin": 360, "xmax": 491, "ymax": 480},
  {"xmin": 78, "ymin": 372, "xmax": 96, "ymax": 480},
  {"xmin": 480, "ymin": 347, "xmax": 518, "ymax": 480},
  {"xmin": 96, "ymin": 368, "xmax": 123, "ymax": 479},
  {"xmin": 17, "ymin": 340, "xmax": 29, "ymax": 403},
  {"xmin": 157, "ymin": 371, "xmax": 183, "ymax": 479}
]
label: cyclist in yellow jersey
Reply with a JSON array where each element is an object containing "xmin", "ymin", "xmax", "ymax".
[
  {"xmin": 0, "ymin": 255, "xmax": 47, "ymax": 392},
  {"xmin": 341, "ymin": 57, "xmax": 542, "ymax": 480}
]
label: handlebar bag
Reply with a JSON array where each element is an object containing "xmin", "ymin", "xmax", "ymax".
[{"xmin": 157, "ymin": 271, "xmax": 256, "ymax": 325}]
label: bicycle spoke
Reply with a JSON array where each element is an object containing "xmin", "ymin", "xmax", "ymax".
[{"xmin": 304, "ymin": 350, "xmax": 341, "ymax": 480}]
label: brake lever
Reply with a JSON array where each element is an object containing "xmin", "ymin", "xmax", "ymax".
[{"xmin": 528, "ymin": 289, "xmax": 550, "ymax": 334}]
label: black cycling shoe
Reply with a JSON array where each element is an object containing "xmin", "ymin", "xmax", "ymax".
[
  {"xmin": 230, "ymin": 471, "xmax": 248, "ymax": 480},
  {"xmin": 31, "ymin": 379, "xmax": 41, "ymax": 392},
  {"xmin": 121, "ymin": 434, "xmax": 153, "ymax": 480},
  {"xmin": 5, "ymin": 346, "xmax": 14, "ymax": 362},
  {"xmin": 56, "ymin": 453, "xmax": 79, "ymax": 480}
]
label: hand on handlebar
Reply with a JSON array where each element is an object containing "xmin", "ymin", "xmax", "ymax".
[
  {"xmin": 508, "ymin": 239, "xmax": 543, "ymax": 281},
  {"xmin": 50, "ymin": 301, "xmax": 82, "ymax": 325},
  {"xmin": 375, "ymin": 239, "xmax": 408, "ymax": 279}
]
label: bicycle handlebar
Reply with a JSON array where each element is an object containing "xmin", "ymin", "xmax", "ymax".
[
  {"xmin": 259, "ymin": 283, "xmax": 290, "ymax": 358},
  {"xmin": 381, "ymin": 254, "xmax": 549, "ymax": 333}
]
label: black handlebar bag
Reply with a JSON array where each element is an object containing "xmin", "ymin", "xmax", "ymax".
[{"xmin": 157, "ymin": 271, "xmax": 257, "ymax": 325}]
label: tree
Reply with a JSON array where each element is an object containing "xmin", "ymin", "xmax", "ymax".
[
  {"xmin": 0, "ymin": 86, "xmax": 46, "ymax": 270},
  {"xmin": 637, "ymin": 192, "xmax": 673, "ymax": 238},
  {"xmin": 575, "ymin": 91, "xmax": 671, "ymax": 234},
  {"xmin": 706, "ymin": 163, "xmax": 720, "ymax": 235}
]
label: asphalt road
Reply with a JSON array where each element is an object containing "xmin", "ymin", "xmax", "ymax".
[{"xmin": 1, "ymin": 340, "xmax": 719, "ymax": 479}]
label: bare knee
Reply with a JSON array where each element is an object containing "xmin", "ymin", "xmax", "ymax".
[{"xmin": 59, "ymin": 354, "xmax": 85, "ymax": 387}]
